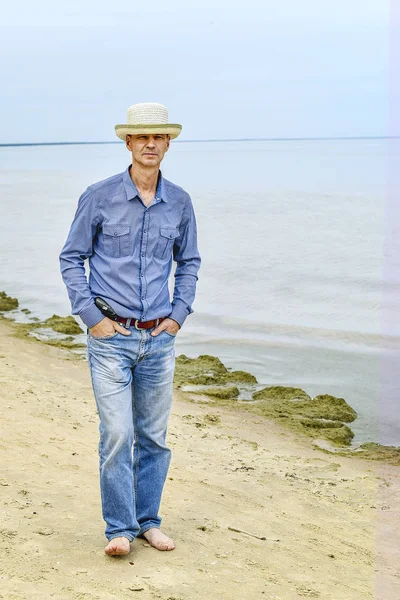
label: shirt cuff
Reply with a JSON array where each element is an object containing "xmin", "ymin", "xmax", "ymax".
[
  {"xmin": 168, "ymin": 304, "xmax": 189, "ymax": 329},
  {"xmin": 79, "ymin": 303, "xmax": 105, "ymax": 329}
]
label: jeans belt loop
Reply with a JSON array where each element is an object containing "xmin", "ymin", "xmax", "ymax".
[{"xmin": 125, "ymin": 317, "xmax": 131, "ymax": 328}]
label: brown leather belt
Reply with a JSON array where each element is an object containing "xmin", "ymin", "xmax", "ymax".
[{"xmin": 117, "ymin": 315, "xmax": 168, "ymax": 329}]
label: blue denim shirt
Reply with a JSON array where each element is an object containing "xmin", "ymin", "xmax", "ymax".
[{"xmin": 59, "ymin": 165, "xmax": 201, "ymax": 329}]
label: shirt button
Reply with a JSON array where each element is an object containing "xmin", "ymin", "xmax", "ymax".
[{"xmin": 144, "ymin": 230, "xmax": 146, "ymax": 233}]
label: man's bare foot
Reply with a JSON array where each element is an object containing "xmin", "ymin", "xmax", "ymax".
[
  {"xmin": 142, "ymin": 528, "xmax": 175, "ymax": 551},
  {"xmin": 104, "ymin": 536, "xmax": 131, "ymax": 556}
]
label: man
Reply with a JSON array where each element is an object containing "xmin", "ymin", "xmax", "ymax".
[{"xmin": 59, "ymin": 102, "xmax": 201, "ymax": 556}]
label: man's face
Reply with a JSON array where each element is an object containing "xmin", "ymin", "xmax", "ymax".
[{"xmin": 126, "ymin": 133, "xmax": 170, "ymax": 168}]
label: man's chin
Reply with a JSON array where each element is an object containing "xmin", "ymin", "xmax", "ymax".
[{"xmin": 140, "ymin": 157, "xmax": 161, "ymax": 167}]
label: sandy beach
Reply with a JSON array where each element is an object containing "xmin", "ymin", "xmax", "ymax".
[{"xmin": 1, "ymin": 317, "xmax": 399, "ymax": 600}]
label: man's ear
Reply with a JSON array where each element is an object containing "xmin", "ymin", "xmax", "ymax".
[
  {"xmin": 165, "ymin": 135, "xmax": 171, "ymax": 151},
  {"xmin": 125, "ymin": 134, "xmax": 131, "ymax": 151}
]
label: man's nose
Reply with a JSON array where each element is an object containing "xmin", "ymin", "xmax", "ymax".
[{"xmin": 146, "ymin": 137, "xmax": 156, "ymax": 147}]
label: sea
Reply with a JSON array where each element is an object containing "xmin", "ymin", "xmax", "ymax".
[{"xmin": 1, "ymin": 138, "xmax": 399, "ymax": 447}]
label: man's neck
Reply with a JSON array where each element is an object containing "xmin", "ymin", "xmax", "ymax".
[{"xmin": 129, "ymin": 163, "xmax": 159, "ymax": 195}]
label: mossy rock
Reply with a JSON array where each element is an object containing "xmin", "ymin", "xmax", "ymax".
[
  {"xmin": 43, "ymin": 314, "xmax": 83, "ymax": 335},
  {"xmin": 175, "ymin": 354, "xmax": 229, "ymax": 387},
  {"xmin": 300, "ymin": 418, "xmax": 344, "ymax": 429},
  {"xmin": 175, "ymin": 354, "xmax": 258, "ymax": 391},
  {"xmin": 253, "ymin": 386, "xmax": 311, "ymax": 402},
  {"xmin": 7, "ymin": 320, "xmax": 85, "ymax": 351},
  {"xmin": 250, "ymin": 386, "xmax": 356, "ymax": 446},
  {"xmin": 188, "ymin": 374, "xmax": 220, "ymax": 385},
  {"xmin": 321, "ymin": 425, "xmax": 354, "ymax": 446},
  {"xmin": 187, "ymin": 370, "xmax": 257, "ymax": 386},
  {"xmin": 174, "ymin": 359, "xmax": 360, "ymax": 450},
  {"xmin": 225, "ymin": 370, "xmax": 258, "ymax": 383},
  {"xmin": 359, "ymin": 442, "xmax": 400, "ymax": 455},
  {"xmin": 0, "ymin": 291, "xmax": 19, "ymax": 312},
  {"xmin": 301, "ymin": 394, "xmax": 357, "ymax": 423},
  {"xmin": 191, "ymin": 386, "xmax": 240, "ymax": 400},
  {"xmin": 44, "ymin": 339, "xmax": 86, "ymax": 349},
  {"xmin": 300, "ymin": 417, "xmax": 354, "ymax": 444},
  {"xmin": 177, "ymin": 354, "xmax": 228, "ymax": 373},
  {"xmin": 11, "ymin": 322, "xmax": 41, "ymax": 337},
  {"xmin": 252, "ymin": 389, "xmax": 356, "ymax": 423},
  {"xmin": 349, "ymin": 442, "xmax": 400, "ymax": 465}
]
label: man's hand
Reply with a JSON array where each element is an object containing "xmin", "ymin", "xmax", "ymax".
[
  {"xmin": 89, "ymin": 316, "xmax": 131, "ymax": 338},
  {"xmin": 151, "ymin": 318, "xmax": 180, "ymax": 337}
]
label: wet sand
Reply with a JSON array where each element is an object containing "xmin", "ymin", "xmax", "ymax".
[{"xmin": 0, "ymin": 317, "xmax": 399, "ymax": 599}]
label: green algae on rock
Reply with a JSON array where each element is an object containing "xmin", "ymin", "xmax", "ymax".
[
  {"xmin": 315, "ymin": 440, "xmax": 400, "ymax": 466},
  {"xmin": 300, "ymin": 419, "xmax": 355, "ymax": 445},
  {"xmin": 174, "ymin": 354, "xmax": 257, "ymax": 388},
  {"xmin": 342, "ymin": 442, "xmax": 400, "ymax": 465},
  {"xmin": 2, "ymin": 308, "xmax": 400, "ymax": 463},
  {"xmin": 6, "ymin": 316, "xmax": 83, "ymax": 349},
  {"xmin": 185, "ymin": 371, "xmax": 257, "ymax": 386},
  {"xmin": 43, "ymin": 338, "xmax": 86, "ymax": 350},
  {"xmin": 251, "ymin": 385, "xmax": 357, "ymax": 447},
  {"xmin": 190, "ymin": 385, "xmax": 240, "ymax": 400},
  {"xmin": 225, "ymin": 370, "xmax": 258, "ymax": 383},
  {"xmin": 0, "ymin": 292, "xmax": 19, "ymax": 312},
  {"xmin": 175, "ymin": 354, "xmax": 228, "ymax": 381},
  {"xmin": 8, "ymin": 321, "xmax": 43, "ymax": 339},
  {"xmin": 292, "ymin": 394, "xmax": 357, "ymax": 423},
  {"xmin": 188, "ymin": 374, "xmax": 221, "ymax": 385},
  {"xmin": 253, "ymin": 386, "xmax": 311, "ymax": 402},
  {"xmin": 42, "ymin": 315, "xmax": 83, "ymax": 335},
  {"xmin": 5, "ymin": 311, "xmax": 82, "ymax": 337}
]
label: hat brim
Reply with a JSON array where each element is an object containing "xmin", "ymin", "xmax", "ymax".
[{"xmin": 115, "ymin": 124, "xmax": 182, "ymax": 141}]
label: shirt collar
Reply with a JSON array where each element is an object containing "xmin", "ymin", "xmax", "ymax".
[{"xmin": 123, "ymin": 165, "xmax": 168, "ymax": 203}]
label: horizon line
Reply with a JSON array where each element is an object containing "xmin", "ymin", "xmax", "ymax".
[{"xmin": 0, "ymin": 135, "xmax": 399, "ymax": 148}]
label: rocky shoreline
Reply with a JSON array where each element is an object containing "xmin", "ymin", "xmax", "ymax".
[
  {"xmin": 1, "ymin": 291, "xmax": 400, "ymax": 598},
  {"xmin": 1, "ymin": 289, "xmax": 399, "ymax": 465}
]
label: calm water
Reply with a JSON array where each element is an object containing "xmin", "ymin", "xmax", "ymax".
[{"xmin": 1, "ymin": 139, "xmax": 399, "ymax": 446}]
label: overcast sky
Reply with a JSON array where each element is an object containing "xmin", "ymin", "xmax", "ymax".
[{"xmin": 1, "ymin": 0, "xmax": 390, "ymax": 143}]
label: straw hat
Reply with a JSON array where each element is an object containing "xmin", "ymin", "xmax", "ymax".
[{"xmin": 115, "ymin": 102, "xmax": 182, "ymax": 141}]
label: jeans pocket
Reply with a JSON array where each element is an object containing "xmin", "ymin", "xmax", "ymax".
[
  {"xmin": 89, "ymin": 330, "xmax": 119, "ymax": 341},
  {"xmin": 162, "ymin": 330, "xmax": 177, "ymax": 338}
]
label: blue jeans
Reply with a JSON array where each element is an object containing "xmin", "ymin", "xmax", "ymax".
[{"xmin": 86, "ymin": 324, "xmax": 176, "ymax": 542}]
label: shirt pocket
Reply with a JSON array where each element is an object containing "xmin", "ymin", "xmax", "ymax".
[
  {"xmin": 154, "ymin": 227, "xmax": 180, "ymax": 260},
  {"xmin": 102, "ymin": 223, "xmax": 131, "ymax": 258}
]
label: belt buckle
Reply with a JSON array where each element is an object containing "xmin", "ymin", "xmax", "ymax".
[{"xmin": 134, "ymin": 319, "xmax": 143, "ymax": 330}]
